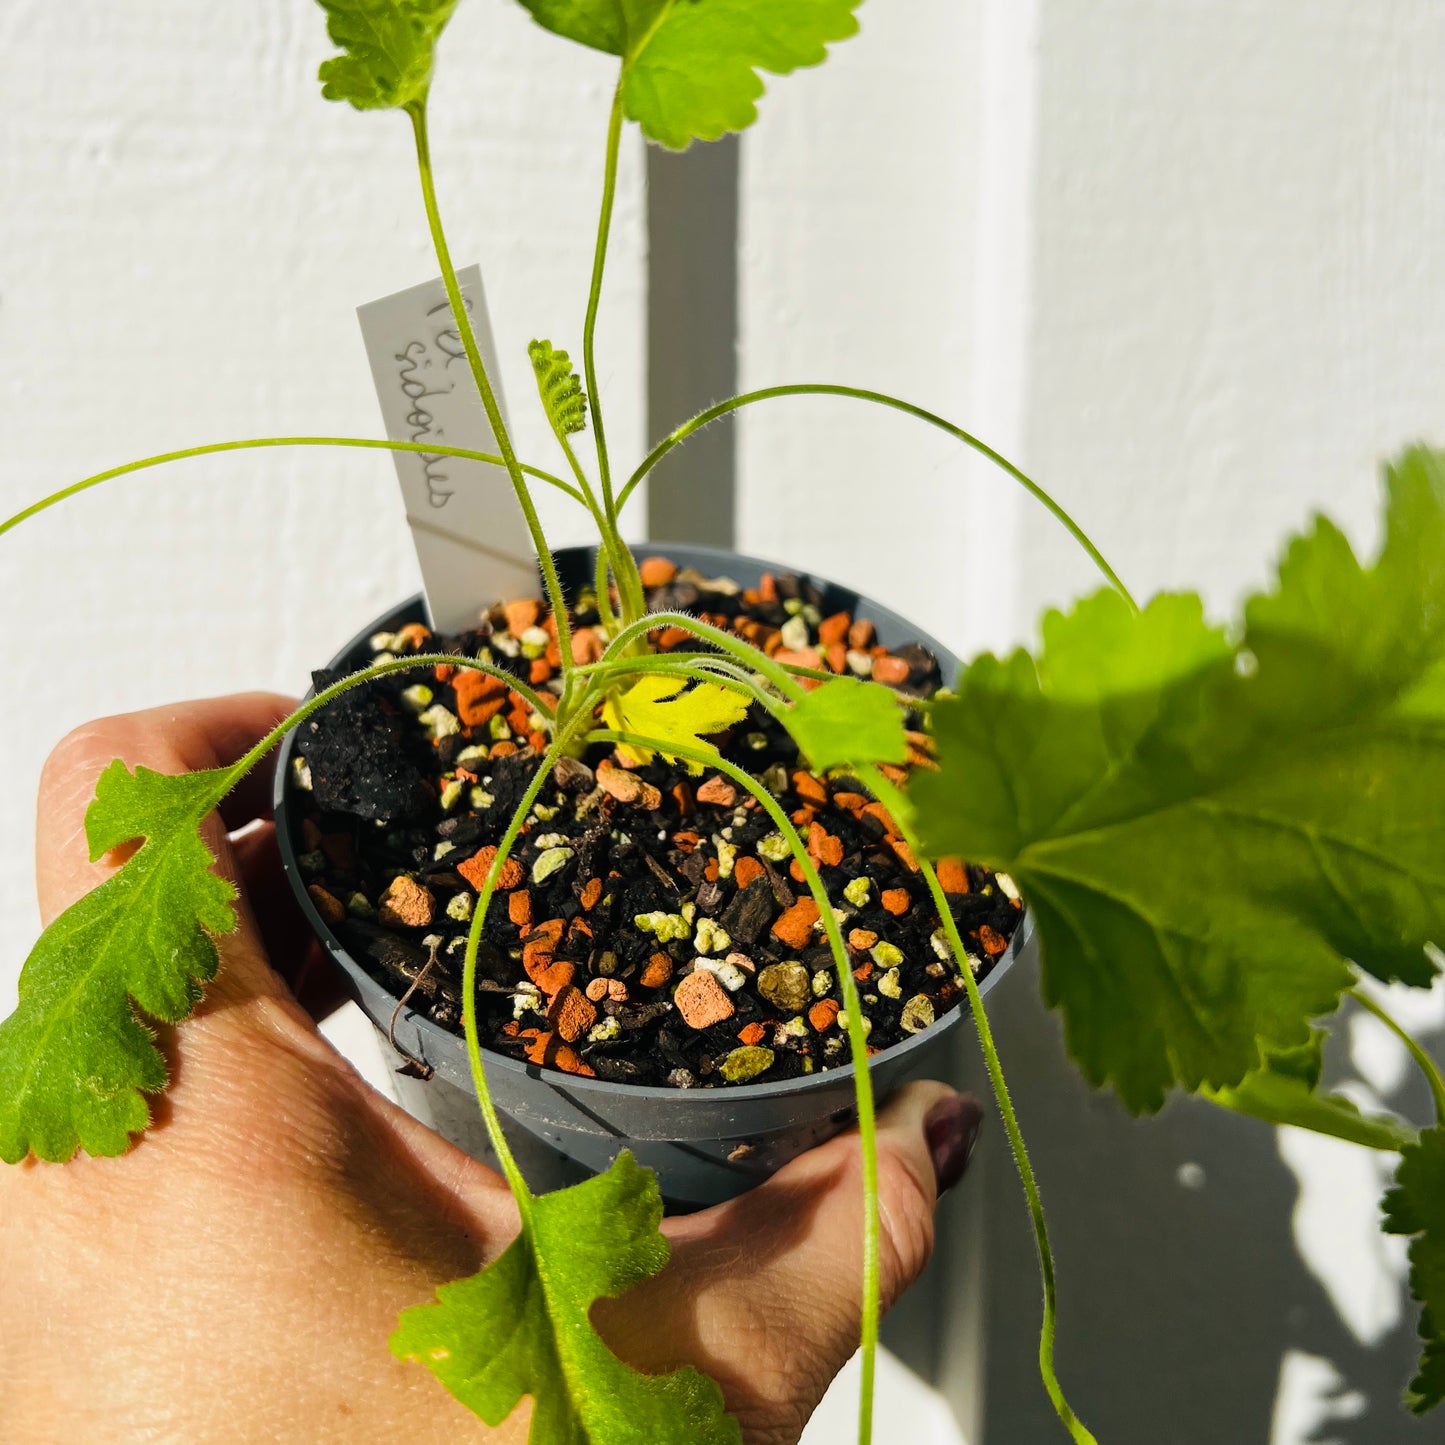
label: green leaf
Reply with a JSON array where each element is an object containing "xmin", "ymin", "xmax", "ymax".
[
  {"xmin": 315, "ymin": 0, "xmax": 459, "ymax": 111},
  {"xmin": 1204, "ymin": 1033, "xmax": 1418, "ymax": 1154},
  {"xmin": 0, "ymin": 763, "xmax": 236, "ymax": 1164},
  {"xmin": 517, "ymin": 0, "xmax": 864, "ymax": 149},
  {"xmin": 601, "ymin": 673, "xmax": 751, "ymax": 768},
  {"xmin": 784, "ymin": 677, "xmax": 907, "ymax": 773},
  {"xmin": 1382, "ymin": 1126, "xmax": 1445, "ymax": 1413},
  {"xmin": 392, "ymin": 1152, "xmax": 740, "ymax": 1442},
  {"xmin": 529, "ymin": 339, "xmax": 589, "ymax": 436},
  {"xmin": 910, "ymin": 452, "xmax": 1445, "ymax": 1113}
]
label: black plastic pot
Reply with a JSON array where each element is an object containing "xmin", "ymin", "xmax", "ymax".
[{"xmin": 274, "ymin": 543, "xmax": 1030, "ymax": 1210}]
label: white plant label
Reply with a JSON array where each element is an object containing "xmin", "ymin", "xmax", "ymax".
[{"xmin": 358, "ymin": 265, "xmax": 536, "ymax": 633}]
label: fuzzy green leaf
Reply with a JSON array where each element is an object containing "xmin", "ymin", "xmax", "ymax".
[
  {"xmin": 517, "ymin": 0, "xmax": 864, "ymax": 148},
  {"xmin": 392, "ymin": 1152, "xmax": 740, "ymax": 1442},
  {"xmin": 1204, "ymin": 1033, "xmax": 1418, "ymax": 1154},
  {"xmin": 602, "ymin": 673, "xmax": 751, "ymax": 767},
  {"xmin": 0, "ymin": 763, "xmax": 236, "ymax": 1164},
  {"xmin": 528, "ymin": 339, "xmax": 588, "ymax": 436},
  {"xmin": 784, "ymin": 677, "xmax": 907, "ymax": 773},
  {"xmin": 911, "ymin": 451, "xmax": 1445, "ymax": 1113},
  {"xmin": 1383, "ymin": 1126, "xmax": 1445, "ymax": 1413},
  {"xmin": 315, "ymin": 0, "xmax": 459, "ymax": 111}
]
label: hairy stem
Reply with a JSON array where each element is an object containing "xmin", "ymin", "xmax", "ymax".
[
  {"xmin": 220, "ymin": 655, "xmax": 580, "ymax": 1222},
  {"xmin": 408, "ymin": 99, "xmax": 576, "ymax": 684},
  {"xmin": 593, "ymin": 545, "xmax": 619, "ymax": 635},
  {"xmin": 857, "ymin": 765, "xmax": 1096, "ymax": 1445},
  {"xmin": 552, "ymin": 430, "xmax": 646, "ymax": 677},
  {"xmin": 1353, "ymin": 988, "xmax": 1445, "ymax": 1124},
  {"xmin": 0, "ymin": 436, "xmax": 581, "ymax": 538},
  {"xmin": 575, "ymin": 649, "xmax": 781, "ymax": 695},
  {"xmin": 618, "ymin": 383, "xmax": 1135, "ymax": 611},
  {"xmin": 455, "ymin": 731, "xmax": 582, "ymax": 1215},
  {"xmin": 589, "ymin": 727, "xmax": 883, "ymax": 1445},
  {"xmin": 555, "ymin": 429, "xmax": 609, "ymax": 532},
  {"xmin": 226, "ymin": 651, "xmax": 551, "ymax": 782},
  {"xmin": 580, "ymin": 649, "xmax": 839, "ymax": 694},
  {"xmin": 582, "ymin": 82, "xmax": 646, "ymax": 626},
  {"xmin": 533, "ymin": 375, "xmax": 635, "ymax": 625},
  {"xmin": 601, "ymin": 611, "xmax": 806, "ymax": 701}
]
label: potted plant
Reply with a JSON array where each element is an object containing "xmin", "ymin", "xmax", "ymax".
[
  {"xmin": 272, "ymin": 538, "xmax": 1035, "ymax": 1212},
  {"xmin": 2, "ymin": 3, "xmax": 1442, "ymax": 1442}
]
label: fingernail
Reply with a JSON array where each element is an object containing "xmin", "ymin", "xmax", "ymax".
[{"xmin": 925, "ymin": 1093, "xmax": 983, "ymax": 1195}]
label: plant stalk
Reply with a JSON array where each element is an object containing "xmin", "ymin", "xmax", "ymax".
[
  {"xmin": 618, "ymin": 383, "xmax": 1136, "ymax": 612},
  {"xmin": 581, "ymin": 82, "xmax": 647, "ymax": 626},
  {"xmin": 408, "ymin": 99, "xmax": 577, "ymax": 686},
  {"xmin": 0, "ymin": 436, "xmax": 581, "ymax": 538},
  {"xmin": 601, "ymin": 610, "xmax": 806, "ymax": 701},
  {"xmin": 225, "ymin": 651, "xmax": 551, "ymax": 782},
  {"xmin": 1352, "ymin": 988, "xmax": 1445, "ymax": 1124},
  {"xmin": 857, "ymin": 765, "xmax": 1096, "ymax": 1445},
  {"xmin": 592, "ymin": 727, "xmax": 882, "ymax": 1445},
  {"xmin": 455, "ymin": 738, "xmax": 573, "ymax": 1217}
]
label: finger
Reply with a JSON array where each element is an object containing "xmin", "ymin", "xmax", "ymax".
[
  {"xmin": 35, "ymin": 692, "xmax": 295, "ymax": 922},
  {"xmin": 230, "ymin": 822, "xmax": 350, "ymax": 1023},
  {"xmin": 596, "ymin": 1082, "xmax": 982, "ymax": 1441},
  {"xmin": 712, "ymin": 1080, "xmax": 979, "ymax": 1313}
]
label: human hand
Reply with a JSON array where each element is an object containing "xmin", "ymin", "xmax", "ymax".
[{"xmin": 0, "ymin": 694, "xmax": 982, "ymax": 1444}]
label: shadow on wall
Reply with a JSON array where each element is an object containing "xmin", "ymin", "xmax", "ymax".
[{"xmin": 885, "ymin": 945, "xmax": 1441, "ymax": 1445}]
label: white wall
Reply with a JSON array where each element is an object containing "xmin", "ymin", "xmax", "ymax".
[
  {"xmin": 1021, "ymin": 0, "xmax": 1445, "ymax": 627},
  {"xmin": 4, "ymin": 3, "xmax": 1445, "ymax": 1442},
  {"xmin": 0, "ymin": 0, "xmax": 645, "ymax": 982}
]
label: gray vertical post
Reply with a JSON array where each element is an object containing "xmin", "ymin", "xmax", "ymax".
[{"xmin": 645, "ymin": 135, "xmax": 739, "ymax": 547}]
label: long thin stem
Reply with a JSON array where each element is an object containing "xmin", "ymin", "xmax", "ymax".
[
  {"xmin": 856, "ymin": 765, "xmax": 1095, "ymax": 1445},
  {"xmin": 576, "ymin": 645, "xmax": 780, "ymax": 688},
  {"xmin": 556, "ymin": 429, "xmax": 608, "ymax": 528},
  {"xmin": 601, "ymin": 610, "xmax": 807, "ymax": 701},
  {"xmin": 579, "ymin": 649, "xmax": 838, "ymax": 691},
  {"xmin": 553, "ymin": 427, "xmax": 641, "ymax": 653},
  {"xmin": 407, "ymin": 100, "xmax": 576, "ymax": 684},
  {"xmin": 593, "ymin": 545, "xmax": 619, "ymax": 635},
  {"xmin": 456, "ymin": 731, "xmax": 580, "ymax": 1214},
  {"xmin": 525, "ymin": 358, "xmax": 617, "ymax": 561},
  {"xmin": 585, "ymin": 658, "xmax": 766, "ymax": 700},
  {"xmin": 224, "ymin": 651, "xmax": 553, "ymax": 788},
  {"xmin": 1353, "ymin": 988, "xmax": 1445, "ymax": 1123},
  {"xmin": 618, "ymin": 383, "xmax": 1136, "ymax": 611},
  {"xmin": 581, "ymin": 83, "xmax": 647, "ymax": 626},
  {"xmin": 592, "ymin": 728, "xmax": 882, "ymax": 1445},
  {"xmin": 0, "ymin": 436, "xmax": 581, "ymax": 538}
]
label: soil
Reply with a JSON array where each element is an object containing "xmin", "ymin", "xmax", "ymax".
[{"xmin": 286, "ymin": 559, "xmax": 1022, "ymax": 1088}]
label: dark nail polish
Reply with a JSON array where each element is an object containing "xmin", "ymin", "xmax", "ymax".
[{"xmin": 925, "ymin": 1094, "xmax": 982, "ymax": 1194}]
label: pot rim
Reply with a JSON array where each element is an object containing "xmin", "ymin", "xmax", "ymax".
[{"xmin": 272, "ymin": 541, "xmax": 1028, "ymax": 1102}]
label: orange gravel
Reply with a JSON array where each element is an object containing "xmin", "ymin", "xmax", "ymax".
[
  {"xmin": 772, "ymin": 898, "xmax": 820, "ymax": 949},
  {"xmin": 675, "ymin": 969, "xmax": 735, "ymax": 1030}
]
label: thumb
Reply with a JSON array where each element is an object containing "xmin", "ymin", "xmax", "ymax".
[
  {"xmin": 777, "ymin": 1081, "xmax": 982, "ymax": 1315},
  {"xmin": 598, "ymin": 1082, "xmax": 982, "ymax": 1445}
]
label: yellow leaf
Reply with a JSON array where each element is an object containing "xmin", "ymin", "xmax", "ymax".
[{"xmin": 602, "ymin": 674, "xmax": 751, "ymax": 771}]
